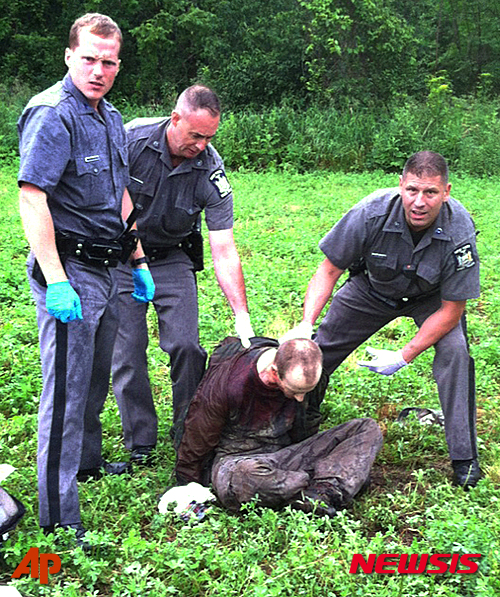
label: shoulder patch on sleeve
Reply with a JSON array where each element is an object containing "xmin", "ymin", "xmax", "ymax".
[
  {"xmin": 209, "ymin": 169, "xmax": 232, "ymax": 198},
  {"xmin": 453, "ymin": 244, "xmax": 476, "ymax": 271}
]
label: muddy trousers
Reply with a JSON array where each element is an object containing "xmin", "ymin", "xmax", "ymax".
[{"xmin": 211, "ymin": 418, "xmax": 383, "ymax": 512}]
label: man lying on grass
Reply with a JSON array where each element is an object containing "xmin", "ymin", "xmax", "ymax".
[{"xmin": 175, "ymin": 337, "xmax": 382, "ymax": 517}]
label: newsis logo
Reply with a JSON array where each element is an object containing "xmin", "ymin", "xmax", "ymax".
[{"xmin": 349, "ymin": 553, "xmax": 482, "ymax": 575}]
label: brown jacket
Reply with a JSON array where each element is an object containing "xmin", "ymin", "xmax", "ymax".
[{"xmin": 175, "ymin": 337, "xmax": 328, "ymax": 485}]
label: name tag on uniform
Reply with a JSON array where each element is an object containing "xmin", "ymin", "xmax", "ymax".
[{"xmin": 84, "ymin": 155, "xmax": 100, "ymax": 163}]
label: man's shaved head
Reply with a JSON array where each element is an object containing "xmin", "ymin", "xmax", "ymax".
[{"xmin": 275, "ymin": 339, "xmax": 323, "ymax": 387}]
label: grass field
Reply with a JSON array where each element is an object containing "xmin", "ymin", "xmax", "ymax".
[{"xmin": 1, "ymin": 161, "xmax": 499, "ymax": 596}]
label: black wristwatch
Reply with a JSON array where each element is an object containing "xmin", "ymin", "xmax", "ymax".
[{"xmin": 131, "ymin": 256, "xmax": 149, "ymax": 267}]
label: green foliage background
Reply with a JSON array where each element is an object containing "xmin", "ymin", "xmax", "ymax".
[
  {"xmin": 3, "ymin": 77, "xmax": 500, "ymax": 177},
  {"xmin": 1, "ymin": 0, "xmax": 500, "ymax": 107},
  {"xmin": 1, "ymin": 164, "xmax": 499, "ymax": 595},
  {"xmin": 1, "ymin": 0, "xmax": 500, "ymax": 592},
  {"xmin": 2, "ymin": 1, "xmax": 500, "ymax": 176}
]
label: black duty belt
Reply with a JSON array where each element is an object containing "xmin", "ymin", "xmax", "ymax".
[
  {"xmin": 54, "ymin": 205, "xmax": 141, "ymax": 269},
  {"xmin": 56, "ymin": 233, "xmax": 125, "ymax": 268},
  {"xmin": 367, "ymin": 286, "xmax": 440, "ymax": 310},
  {"xmin": 143, "ymin": 244, "xmax": 183, "ymax": 262}
]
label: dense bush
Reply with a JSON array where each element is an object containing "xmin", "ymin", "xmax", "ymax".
[
  {"xmin": 0, "ymin": 83, "xmax": 33, "ymax": 162},
  {"xmin": 3, "ymin": 81, "xmax": 500, "ymax": 176},
  {"xmin": 214, "ymin": 95, "xmax": 500, "ymax": 176},
  {"xmin": 2, "ymin": 1, "xmax": 500, "ymax": 110}
]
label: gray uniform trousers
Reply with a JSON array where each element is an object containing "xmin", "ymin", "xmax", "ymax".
[
  {"xmin": 111, "ymin": 248, "xmax": 207, "ymax": 449},
  {"xmin": 211, "ymin": 418, "xmax": 383, "ymax": 512},
  {"xmin": 314, "ymin": 274, "xmax": 477, "ymax": 461},
  {"xmin": 28, "ymin": 254, "xmax": 119, "ymax": 527}
]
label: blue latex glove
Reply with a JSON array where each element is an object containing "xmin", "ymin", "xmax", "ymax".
[
  {"xmin": 132, "ymin": 268, "xmax": 155, "ymax": 303},
  {"xmin": 46, "ymin": 281, "xmax": 83, "ymax": 323}
]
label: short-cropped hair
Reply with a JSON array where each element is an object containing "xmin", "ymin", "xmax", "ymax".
[
  {"xmin": 69, "ymin": 13, "xmax": 122, "ymax": 52},
  {"xmin": 176, "ymin": 85, "xmax": 221, "ymax": 118},
  {"xmin": 402, "ymin": 151, "xmax": 449, "ymax": 184}
]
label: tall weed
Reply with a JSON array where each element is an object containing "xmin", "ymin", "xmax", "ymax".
[
  {"xmin": 215, "ymin": 95, "xmax": 500, "ymax": 176},
  {"xmin": 3, "ymin": 86, "xmax": 500, "ymax": 176},
  {"xmin": 0, "ymin": 84, "xmax": 33, "ymax": 162}
]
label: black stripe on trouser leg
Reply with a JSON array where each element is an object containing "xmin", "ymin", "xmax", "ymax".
[
  {"xmin": 461, "ymin": 313, "xmax": 478, "ymax": 460},
  {"xmin": 468, "ymin": 355, "xmax": 478, "ymax": 459},
  {"xmin": 47, "ymin": 320, "xmax": 68, "ymax": 525}
]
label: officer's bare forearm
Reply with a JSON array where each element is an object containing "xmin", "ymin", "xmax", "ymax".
[
  {"xmin": 120, "ymin": 188, "xmax": 149, "ymax": 267},
  {"xmin": 303, "ymin": 258, "xmax": 344, "ymax": 324},
  {"xmin": 213, "ymin": 255, "xmax": 249, "ymax": 314},
  {"xmin": 401, "ymin": 299, "xmax": 466, "ymax": 363},
  {"xmin": 19, "ymin": 183, "xmax": 67, "ymax": 284},
  {"xmin": 121, "ymin": 187, "xmax": 135, "ymax": 224},
  {"xmin": 209, "ymin": 228, "xmax": 249, "ymax": 314}
]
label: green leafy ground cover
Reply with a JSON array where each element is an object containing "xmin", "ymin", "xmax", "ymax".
[{"xmin": 1, "ymin": 162, "xmax": 499, "ymax": 595}]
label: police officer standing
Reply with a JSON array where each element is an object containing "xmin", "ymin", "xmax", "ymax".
[
  {"xmin": 18, "ymin": 14, "xmax": 154, "ymax": 545},
  {"xmin": 282, "ymin": 151, "xmax": 481, "ymax": 489},
  {"xmin": 111, "ymin": 85, "xmax": 254, "ymax": 460}
]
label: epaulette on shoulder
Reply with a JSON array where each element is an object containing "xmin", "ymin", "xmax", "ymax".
[
  {"xmin": 25, "ymin": 81, "xmax": 65, "ymax": 110},
  {"xmin": 204, "ymin": 143, "xmax": 223, "ymax": 167},
  {"xmin": 360, "ymin": 187, "xmax": 399, "ymax": 219},
  {"xmin": 125, "ymin": 116, "xmax": 167, "ymax": 132}
]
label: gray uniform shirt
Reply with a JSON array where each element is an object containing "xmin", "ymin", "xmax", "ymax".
[
  {"xmin": 125, "ymin": 117, "xmax": 233, "ymax": 247},
  {"xmin": 319, "ymin": 188, "xmax": 480, "ymax": 301},
  {"xmin": 17, "ymin": 73, "xmax": 129, "ymax": 239}
]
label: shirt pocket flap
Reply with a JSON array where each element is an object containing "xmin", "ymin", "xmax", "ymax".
[
  {"xmin": 416, "ymin": 262, "xmax": 441, "ymax": 285},
  {"xmin": 367, "ymin": 251, "xmax": 399, "ymax": 280},
  {"xmin": 128, "ymin": 176, "xmax": 156, "ymax": 198}
]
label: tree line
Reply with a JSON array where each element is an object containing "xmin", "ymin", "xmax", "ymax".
[{"xmin": 1, "ymin": 0, "xmax": 499, "ymax": 109}]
